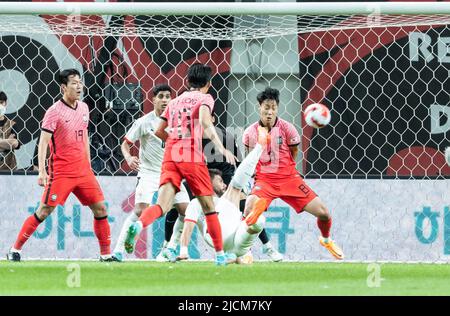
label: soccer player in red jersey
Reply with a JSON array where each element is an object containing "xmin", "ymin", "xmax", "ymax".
[
  {"xmin": 243, "ymin": 87, "xmax": 344, "ymax": 259},
  {"xmin": 124, "ymin": 63, "xmax": 237, "ymax": 265},
  {"xmin": 7, "ymin": 69, "xmax": 112, "ymax": 262}
]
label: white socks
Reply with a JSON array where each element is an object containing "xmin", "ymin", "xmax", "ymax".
[
  {"xmin": 167, "ymin": 215, "xmax": 185, "ymax": 249},
  {"xmin": 113, "ymin": 212, "xmax": 139, "ymax": 254}
]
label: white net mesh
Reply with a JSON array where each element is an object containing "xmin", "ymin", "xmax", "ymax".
[
  {"xmin": 1, "ymin": 8, "xmax": 450, "ymax": 262},
  {"xmin": 2, "ymin": 14, "xmax": 450, "ymax": 39}
]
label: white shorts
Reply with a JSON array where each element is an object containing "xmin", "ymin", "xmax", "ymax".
[{"xmin": 134, "ymin": 172, "xmax": 190, "ymax": 205}]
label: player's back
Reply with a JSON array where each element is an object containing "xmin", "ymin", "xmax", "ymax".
[
  {"xmin": 41, "ymin": 99, "xmax": 92, "ymax": 178},
  {"xmin": 161, "ymin": 90, "xmax": 215, "ymax": 163}
]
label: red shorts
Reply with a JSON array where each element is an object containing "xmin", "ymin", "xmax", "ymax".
[
  {"xmin": 251, "ymin": 174, "xmax": 317, "ymax": 213},
  {"xmin": 42, "ymin": 173, "xmax": 105, "ymax": 207},
  {"xmin": 160, "ymin": 161, "xmax": 213, "ymax": 197}
]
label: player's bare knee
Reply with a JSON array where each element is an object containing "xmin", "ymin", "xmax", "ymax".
[
  {"xmin": 134, "ymin": 203, "xmax": 147, "ymax": 217},
  {"xmin": 36, "ymin": 205, "xmax": 53, "ymax": 220},
  {"xmin": 91, "ymin": 202, "xmax": 107, "ymax": 217},
  {"xmin": 317, "ymin": 205, "xmax": 330, "ymax": 221},
  {"xmin": 197, "ymin": 196, "xmax": 215, "ymax": 214}
]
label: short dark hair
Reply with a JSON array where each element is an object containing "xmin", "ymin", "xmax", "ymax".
[
  {"xmin": 152, "ymin": 84, "xmax": 172, "ymax": 96},
  {"xmin": 208, "ymin": 168, "xmax": 223, "ymax": 180},
  {"xmin": 59, "ymin": 68, "xmax": 81, "ymax": 85},
  {"xmin": 0, "ymin": 91, "xmax": 7, "ymax": 102},
  {"xmin": 257, "ymin": 87, "xmax": 280, "ymax": 105},
  {"xmin": 187, "ymin": 63, "xmax": 212, "ymax": 89}
]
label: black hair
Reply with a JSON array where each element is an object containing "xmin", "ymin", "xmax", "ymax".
[
  {"xmin": 59, "ymin": 68, "xmax": 81, "ymax": 85},
  {"xmin": 257, "ymin": 87, "xmax": 280, "ymax": 105},
  {"xmin": 208, "ymin": 168, "xmax": 223, "ymax": 180},
  {"xmin": 187, "ymin": 63, "xmax": 212, "ymax": 89},
  {"xmin": 152, "ymin": 84, "xmax": 172, "ymax": 96},
  {"xmin": 0, "ymin": 91, "xmax": 7, "ymax": 102}
]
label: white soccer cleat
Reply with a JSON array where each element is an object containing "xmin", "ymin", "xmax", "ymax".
[
  {"xmin": 155, "ymin": 248, "xmax": 169, "ymax": 262},
  {"xmin": 264, "ymin": 247, "xmax": 283, "ymax": 262}
]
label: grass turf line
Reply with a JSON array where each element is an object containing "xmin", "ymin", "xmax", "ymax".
[{"xmin": 1, "ymin": 261, "xmax": 449, "ymax": 296}]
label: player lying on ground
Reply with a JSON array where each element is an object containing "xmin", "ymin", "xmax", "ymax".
[
  {"xmin": 243, "ymin": 87, "xmax": 344, "ymax": 259},
  {"xmin": 124, "ymin": 64, "xmax": 237, "ymax": 266},
  {"xmin": 112, "ymin": 84, "xmax": 189, "ymax": 262},
  {"xmin": 7, "ymin": 69, "xmax": 112, "ymax": 262},
  {"xmin": 163, "ymin": 126, "xmax": 271, "ymax": 264}
]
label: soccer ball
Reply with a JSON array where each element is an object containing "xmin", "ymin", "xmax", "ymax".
[
  {"xmin": 304, "ymin": 103, "xmax": 331, "ymax": 128},
  {"xmin": 445, "ymin": 147, "xmax": 450, "ymax": 167}
]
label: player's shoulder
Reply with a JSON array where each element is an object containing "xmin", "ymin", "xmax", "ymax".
[
  {"xmin": 244, "ymin": 121, "xmax": 259, "ymax": 134},
  {"xmin": 138, "ymin": 111, "xmax": 156, "ymax": 123},
  {"xmin": 278, "ymin": 117, "xmax": 295, "ymax": 128},
  {"xmin": 44, "ymin": 100, "xmax": 63, "ymax": 116},
  {"xmin": 77, "ymin": 101, "xmax": 89, "ymax": 111}
]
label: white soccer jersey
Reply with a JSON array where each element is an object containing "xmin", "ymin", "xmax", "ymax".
[
  {"xmin": 185, "ymin": 196, "xmax": 243, "ymax": 251},
  {"xmin": 124, "ymin": 111, "xmax": 165, "ymax": 176}
]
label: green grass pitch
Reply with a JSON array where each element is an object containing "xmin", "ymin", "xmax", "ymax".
[{"xmin": 1, "ymin": 261, "xmax": 450, "ymax": 296}]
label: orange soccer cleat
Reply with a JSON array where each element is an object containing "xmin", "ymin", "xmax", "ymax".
[
  {"xmin": 245, "ymin": 198, "xmax": 269, "ymax": 226},
  {"xmin": 319, "ymin": 236, "xmax": 344, "ymax": 260},
  {"xmin": 257, "ymin": 126, "xmax": 270, "ymax": 146}
]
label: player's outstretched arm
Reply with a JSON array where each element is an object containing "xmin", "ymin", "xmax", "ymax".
[
  {"xmin": 37, "ymin": 130, "xmax": 52, "ymax": 187},
  {"xmin": 84, "ymin": 134, "xmax": 91, "ymax": 165},
  {"xmin": 289, "ymin": 145, "xmax": 299, "ymax": 161},
  {"xmin": 155, "ymin": 119, "xmax": 169, "ymax": 142},
  {"xmin": 121, "ymin": 140, "xmax": 140, "ymax": 171},
  {"xmin": 200, "ymin": 105, "xmax": 237, "ymax": 165}
]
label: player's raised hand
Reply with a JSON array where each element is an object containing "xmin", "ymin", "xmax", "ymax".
[
  {"xmin": 126, "ymin": 156, "xmax": 140, "ymax": 171},
  {"xmin": 221, "ymin": 148, "xmax": 238, "ymax": 166},
  {"xmin": 37, "ymin": 171, "xmax": 49, "ymax": 187}
]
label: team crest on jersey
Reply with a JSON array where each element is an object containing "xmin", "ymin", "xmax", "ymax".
[
  {"xmin": 51, "ymin": 194, "xmax": 57, "ymax": 201},
  {"xmin": 253, "ymin": 186, "xmax": 261, "ymax": 191},
  {"xmin": 82, "ymin": 115, "xmax": 88, "ymax": 122},
  {"xmin": 277, "ymin": 136, "xmax": 283, "ymax": 145}
]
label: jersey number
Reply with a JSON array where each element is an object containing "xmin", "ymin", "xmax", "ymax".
[
  {"xmin": 171, "ymin": 109, "xmax": 192, "ymax": 139},
  {"xmin": 75, "ymin": 130, "xmax": 84, "ymax": 142}
]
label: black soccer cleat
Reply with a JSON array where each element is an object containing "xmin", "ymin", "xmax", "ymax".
[{"xmin": 6, "ymin": 249, "xmax": 21, "ymax": 262}]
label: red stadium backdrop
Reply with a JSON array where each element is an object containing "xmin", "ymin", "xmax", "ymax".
[
  {"xmin": 299, "ymin": 0, "xmax": 450, "ymax": 178},
  {"xmin": 3, "ymin": 0, "xmax": 450, "ymax": 179}
]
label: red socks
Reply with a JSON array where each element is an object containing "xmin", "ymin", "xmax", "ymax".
[
  {"xmin": 317, "ymin": 218, "xmax": 332, "ymax": 238},
  {"xmin": 13, "ymin": 214, "xmax": 42, "ymax": 250},
  {"xmin": 140, "ymin": 204, "xmax": 163, "ymax": 228},
  {"xmin": 205, "ymin": 212, "xmax": 223, "ymax": 252},
  {"xmin": 94, "ymin": 216, "xmax": 111, "ymax": 255}
]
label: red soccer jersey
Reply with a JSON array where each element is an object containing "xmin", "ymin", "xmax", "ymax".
[
  {"xmin": 41, "ymin": 99, "xmax": 92, "ymax": 178},
  {"xmin": 161, "ymin": 90, "xmax": 214, "ymax": 163},
  {"xmin": 243, "ymin": 118, "xmax": 301, "ymax": 181}
]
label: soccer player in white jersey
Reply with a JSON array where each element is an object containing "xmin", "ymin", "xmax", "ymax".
[
  {"xmin": 163, "ymin": 126, "xmax": 271, "ymax": 263},
  {"xmin": 112, "ymin": 84, "xmax": 190, "ymax": 261}
]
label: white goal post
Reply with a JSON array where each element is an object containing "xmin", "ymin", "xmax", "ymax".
[{"xmin": 0, "ymin": 1, "xmax": 449, "ymax": 262}]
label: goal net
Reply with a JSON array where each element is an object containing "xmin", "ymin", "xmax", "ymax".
[{"xmin": 1, "ymin": 2, "xmax": 449, "ymax": 262}]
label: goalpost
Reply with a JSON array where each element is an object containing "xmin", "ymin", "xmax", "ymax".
[{"xmin": 0, "ymin": 1, "xmax": 449, "ymax": 262}]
